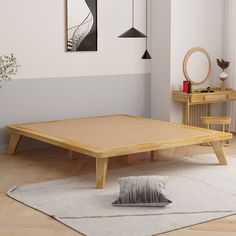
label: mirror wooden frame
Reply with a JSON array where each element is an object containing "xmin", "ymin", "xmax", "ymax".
[{"xmin": 183, "ymin": 47, "xmax": 211, "ymax": 85}]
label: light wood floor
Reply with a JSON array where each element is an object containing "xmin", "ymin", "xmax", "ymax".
[{"xmin": 1, "ymin": 137, "xmax": 236, "ymax": 236}]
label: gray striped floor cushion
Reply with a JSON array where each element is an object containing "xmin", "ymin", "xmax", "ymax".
[{"xmin": 112, "ymin": 176, "xmax": 172, "ymax": 207}]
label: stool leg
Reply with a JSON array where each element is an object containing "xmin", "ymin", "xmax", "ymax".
[
  {"xmin": 222, "ymin": 124, "xmax": 225, "ymax": 146},
  {"xmin": 226, "ymin": 124, "xmax": 230, "ymax": 146}
]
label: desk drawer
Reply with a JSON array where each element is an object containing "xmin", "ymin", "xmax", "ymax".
[
  {"xmin": 190, "ymin": 95, "xmax": 204, "ymax": 103},
  {"xmin": 228, "ymin": 92, "xmax": 236, "ymax": 100},
  {"xmin": 204, "ymin": 94, "xmax": 227, "ymax": 102}
]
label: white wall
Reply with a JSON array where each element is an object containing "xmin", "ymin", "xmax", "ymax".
[
  {"xmin": 151, "ymin": 0, "xmax": 171, "ymax": 121},
  {"xmin": 151, "ymin": 0, "xmax": 225, "ymax": 123},
  {"xmin": 224, "ymin": 0, "xmax": 236, "ymax": 131},
  {"xmin": 0, "ymin": 0, "xmax": 150, "ymax": 79}
]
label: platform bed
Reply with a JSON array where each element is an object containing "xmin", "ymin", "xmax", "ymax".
[{"xmin": 7, "ymin": 115, "xmax": 232, "ymax": 189}]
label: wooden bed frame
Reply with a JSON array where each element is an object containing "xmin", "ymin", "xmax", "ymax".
[{"xmin": 7, "ymin": 115, "xmax": 232, "ymax": 189}]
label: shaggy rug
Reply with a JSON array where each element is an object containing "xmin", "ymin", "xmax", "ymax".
[{"xmin": 7, "ymin": 154, "xmax": 236, "ymax": 236}]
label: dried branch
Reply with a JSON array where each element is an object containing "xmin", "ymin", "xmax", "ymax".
[
  {"xmin": 216, "ymin": 59, "xmax": 230, "ymax": 71},
  {"xmin": 0, "ymin": 54, "xmax": 20, "ymax": 82}
]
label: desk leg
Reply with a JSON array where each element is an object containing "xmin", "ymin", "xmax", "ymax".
[
  {"xmin": 207, "ymin": 103, "xmax": 211, "ymax": 116},
  {"xmin": 184, "ymin": 100, "xmax": 190, "ymax": 125},
  {"xmin": 8, "ymin": 133, "xmax": 22, "ymax": 155},
  {"xmin": 96, "ymin": 158, "xmax": 109, "ymax": 189},
  {"xmin": 212, "ymin": 141, "xmax": 228, "ymax": 165},
  {"xmin": 207, "ymin": 103, "xmax": 212, "ymax": 129}
]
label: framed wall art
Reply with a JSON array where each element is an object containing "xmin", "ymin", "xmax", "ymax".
[{"xmin": 66, "ymin": 0, "xmax": 97, "ymax": 52}]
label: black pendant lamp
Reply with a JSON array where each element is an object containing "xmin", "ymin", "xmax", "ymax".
[
  {"xmin": 142, "ymin": 0, "xmax": 152, "ymax": 59},
  {"xmin": 119, "ymin": 0, "xmax": 147, "ymax": 38}
]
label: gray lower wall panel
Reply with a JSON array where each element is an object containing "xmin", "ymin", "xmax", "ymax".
[{"xmin": 0, "ymin": 74, "xmax": 151, "ymax": 146}]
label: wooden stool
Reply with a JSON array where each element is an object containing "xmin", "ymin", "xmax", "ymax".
[{"xmin": 201, "ymin": 116, "xmax": 231, "ymax": 146}]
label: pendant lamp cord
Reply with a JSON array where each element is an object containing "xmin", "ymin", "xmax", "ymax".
[
  {"xmin": 132, "ymin": 0, "xmax": 134, "ymax": 27},
  {"xmin": 146, "ymin": 0, "xmax": 148, "ymax": 49}
]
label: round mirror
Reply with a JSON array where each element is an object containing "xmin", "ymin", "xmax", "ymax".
[{"xmin": 183, "ymin": 47, "xmax": 211, "ymax": 85}]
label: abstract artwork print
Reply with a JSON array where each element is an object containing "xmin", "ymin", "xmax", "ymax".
[{"xmin": 66, "ymin": 0, "xmax": 97, "ymax": 52}]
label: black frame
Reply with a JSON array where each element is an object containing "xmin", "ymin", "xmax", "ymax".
[{"xmin": 65, "ymin": 0, "xmax": 97, "ymax": 52}]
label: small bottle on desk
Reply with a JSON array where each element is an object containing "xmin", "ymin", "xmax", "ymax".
[{"xmin": 183, "ymin": 81, "xmax": 189, "ymax": 93}]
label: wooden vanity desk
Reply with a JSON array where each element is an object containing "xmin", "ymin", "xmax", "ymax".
[{"xmin": 173, "ymin": 89, "xmax": 236, "ymax": 125}]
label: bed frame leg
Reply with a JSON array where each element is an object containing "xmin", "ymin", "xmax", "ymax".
[
  {"xmin": 8, "ymin": 133, "xmax": 22, "ymax": 155},
  {"xmin": 211, "ymin": 141, "xmax": 228, "ymax": 165},
  {"xmin": 68, "ymin": 150, "xmax": 78, "ymax": 160},
  {"xmin": 151, "ymin": 150, "xmax": 159, "ymax": 161},
  {"xmin": 96, "ymin": 158, "xmax": 109, "ymax": 189},
  {"xmin": 123, "ymin": 154, "xmax": 133, "ymax": 165}
]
